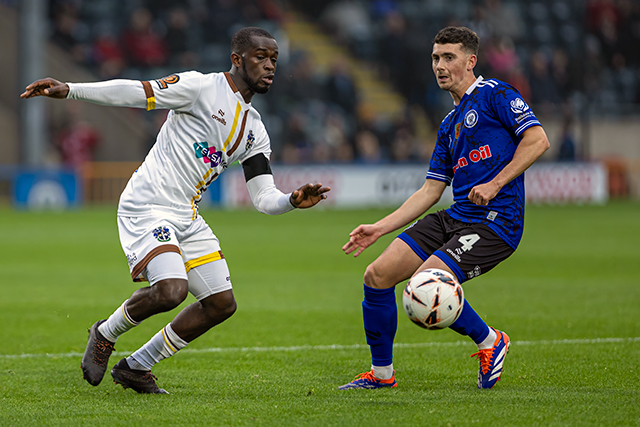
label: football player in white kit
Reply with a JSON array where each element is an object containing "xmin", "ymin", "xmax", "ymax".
[{"xmin": 21, "ymin": 27, "xmax": 330, "ymax": 394}]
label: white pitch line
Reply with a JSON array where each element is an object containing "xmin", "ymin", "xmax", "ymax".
[{"xmin": 0, "ymin": 337, "xmax": 638, "ymax": 360}]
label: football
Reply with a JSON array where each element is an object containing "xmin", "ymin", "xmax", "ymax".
[{"xmin": 402, "ymin": 268, "xmax": 464, "ymax": 329}]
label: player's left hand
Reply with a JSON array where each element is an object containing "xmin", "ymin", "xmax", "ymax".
[
  {"xmin": 290, "ymin": 183, "xmax": 330, "ymax": 209},
  {"xmin": 468, "ymin": 182, "xmax": 500, "ymax": 206}
]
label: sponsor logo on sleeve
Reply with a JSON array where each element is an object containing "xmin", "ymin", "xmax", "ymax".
[
  {"xmin": 155, "ymin": 74, "xmax": 180, "ymax": 90},
  {"xmin": 515, "ymin": 111, "xmax": 535, "ymax": 124},
  {"xmin": 509, "ymin": 98, "xmax": 530, "ymax": 114}
]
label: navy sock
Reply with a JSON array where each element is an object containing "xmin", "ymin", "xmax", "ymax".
[
  {"xmin": 362, "ymin": 284, "xmax": 397, "ymax": 366},
  {"xmin": 449, "ymin": 299, "xmax": 490, "ymax": 344}
]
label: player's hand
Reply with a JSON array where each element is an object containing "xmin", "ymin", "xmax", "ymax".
[
  {"xmin": 289, "ymin": 183, "xmax": 330, "ymax": 209},
  {"xmin": 343, "ymin": 224, "xmax": 381, "ymax": 257},
  {"xmin": 468, "ymin": 181, "xmax": 501, "ymax": 206},
  {"xmin": 20, "ymin": 78, "xmax": 69, "ymax": 99}
]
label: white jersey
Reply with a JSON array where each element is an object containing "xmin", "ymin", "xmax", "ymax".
[{"xmin": 72, "ymin": 71, "xmax": 271, "ymax": 220}]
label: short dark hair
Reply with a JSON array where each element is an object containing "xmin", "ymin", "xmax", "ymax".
[
  {"xmin": 433, "ymin": 26, "xmax": 479, "ymax": 56},
  {"xmin": 231, "ymin": 27, "xmax": 275, "ymax": 54}
]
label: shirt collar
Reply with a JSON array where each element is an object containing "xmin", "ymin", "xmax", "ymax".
[
  {"xmin": 465, "ymin": 75, "xmax": 484, "ymax": 95},
  {"xmin": 453, "ymin": 76, "xmax": 484, "ymax": 107}
]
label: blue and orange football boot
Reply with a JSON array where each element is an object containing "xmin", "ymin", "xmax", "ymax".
[
  {"xmin": 471, "ymin": 328, "xmax": 510, "ymax": 389},
  {"xmin": 338, "ymin": 370, "xmax": 397, "ymax": 390}
]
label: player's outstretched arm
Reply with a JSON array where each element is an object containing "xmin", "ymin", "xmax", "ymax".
[
  {"xmin": 468, "ymin": 125, "xmax": 550, "ymax": 206},
  {"xmin": 20, "ymin": 78, "xmax": 69, "ymax": 99},
  {"xmin": 24, "ymin": 75, "xmax": 194, "ymax": 110},
  {"xmin": 289, "ymin": 183, "xmax": 330, "ymax": 209},
  {"xmin": 343, "ymin": 179, "xmax": 446, "ymax": 257}
]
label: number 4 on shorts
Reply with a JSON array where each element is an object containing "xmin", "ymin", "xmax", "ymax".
[{"xmin": 459, "ymin": 234, "xmax": 480, "ymax": 252}]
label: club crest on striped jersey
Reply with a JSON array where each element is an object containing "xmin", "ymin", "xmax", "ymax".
[
  {"xmin": 245, "ymin": 130, "xmax": 255, "ymax": 151},
  {"xmin": 152, "ymin": 226, "xmax": 171, "ymax": 242},
  {"xmin": 193, "ymin": 141, "xmax": 223, "ymax": 166}
]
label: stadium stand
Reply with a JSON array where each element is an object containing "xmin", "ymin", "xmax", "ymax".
[
  {"xmin": 37, "ymin": 0, "xmax": 638, "ymax": 165},
  {"xmin": 3, "ymin": 0, "xmax": 639, "ymax": 189}
]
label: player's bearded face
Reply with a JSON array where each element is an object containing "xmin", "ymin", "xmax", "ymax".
[
  {"xmin": 240, "ymin": 37, "xmax": 278, "ymax": 95},
  {"xmin": 241, "ymin": 60, "xmax": 271, "ymax": 94}
]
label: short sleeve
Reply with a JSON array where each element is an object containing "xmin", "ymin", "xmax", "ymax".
[
  {"xmin": 491, "ymin": 85, "xmax": 541, "ymax": 138},
  {"xmin": 239, "ymin": 120, "xmax": 272, "ymax": 163},
  {"xmin": 426, "ymin": 127, "xmax": 454, "ymax": 185}
]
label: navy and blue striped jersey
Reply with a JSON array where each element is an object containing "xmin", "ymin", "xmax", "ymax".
[{"xmin": 427, "ymin": 76, "xmax": 541, "ymax": 249}]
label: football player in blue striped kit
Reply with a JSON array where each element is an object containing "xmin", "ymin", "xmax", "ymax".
[{"xmin": 340, "ymin": 26, "xmax": 550, "ymax": 390}]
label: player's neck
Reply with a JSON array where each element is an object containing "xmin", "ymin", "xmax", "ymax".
[
  {"xmin": 449, "ymin": 74, "xmax": 477, "ymax": 105},
  {"xmin": 227, "ymin": 69, "xmax": 255, "ymax": 103}
]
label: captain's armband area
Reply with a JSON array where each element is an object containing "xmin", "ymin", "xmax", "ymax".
[
  {"xmin": 141, "ymin": 81, "xmax": 156, "ymax": 111},
  {"xmin": 242, "ymin": 154, "xmax": 273, "ymax": 182},
  {"xmin": 243, "ymin": 158, "xmax": 294, "ymax": 215}
]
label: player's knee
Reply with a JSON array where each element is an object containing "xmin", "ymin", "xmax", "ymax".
[
  {"xmin": 219, "ymin": 298, "xmax": 237, "ymax": 321},
  {"xmin": 153, "ymin": 279, "xmax": 189, "ymax": 311},
  {"xmin": 364, "ymin": 263, "xmax": 392, "ymax": 289},
  {"xmin": 201, "ymin": 291, "xmax": 237, "ymax": 323},
  {"xmin": 211, "ymin": 294, "xmax": 236, "ymax": 321}
]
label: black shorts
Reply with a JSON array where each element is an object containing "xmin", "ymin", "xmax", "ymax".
[{"xmin": 398, "ymin": 210, "xmax": 514, "ymax": 284}]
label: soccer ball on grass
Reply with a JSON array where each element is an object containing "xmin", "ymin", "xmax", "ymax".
[{"xmin": 402, "ymin": 268, "xmax": 464, "ymax": 329}]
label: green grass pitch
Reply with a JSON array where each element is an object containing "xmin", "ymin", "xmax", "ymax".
[{"xmin": 0, "ymin": 202, "xmax": 639, "ymax": 426}]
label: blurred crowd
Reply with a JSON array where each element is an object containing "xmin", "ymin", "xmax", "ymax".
[{"xmin": 40, "ymin": 0, "xmax": 640, "ymax": 165}]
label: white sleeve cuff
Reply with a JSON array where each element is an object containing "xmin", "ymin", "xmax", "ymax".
[{"xmin": 246, "ymin": 174, "xmax": 295, "ymax": 215}]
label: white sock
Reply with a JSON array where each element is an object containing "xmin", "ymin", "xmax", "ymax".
[
  {"xmin": 372, "ymin": 364, "xmax": 394, "ymax": 380},
  {"xmin": 477, "ymin": 328, "xmax": 498, "ymax": 350},
  {"xmin": 98, "ymin": 299, "xmax": 140, "ymax": 343},
  {"xmin": 126, "ymin": 323, "xmax": 188, "ymax": 371}
]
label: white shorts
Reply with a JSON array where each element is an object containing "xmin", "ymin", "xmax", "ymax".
[{"xmin": 117, "ymin": 215, "xmax": 232, "ymax": 300}]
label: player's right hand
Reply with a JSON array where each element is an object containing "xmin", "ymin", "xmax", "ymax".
[
  {"xmin": 343, "ymin": 224, "xmax": 380, "ymax": 257},
  {"xmin": 20, "ymin": 78, "xmax": 69, "ymax": 99}
]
